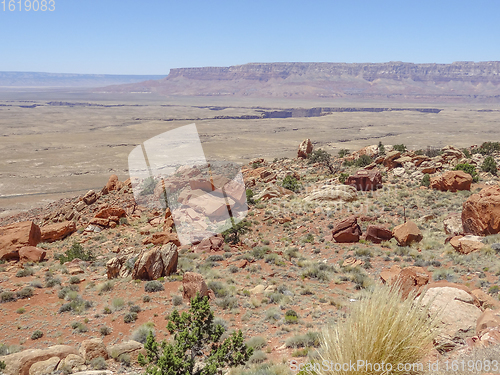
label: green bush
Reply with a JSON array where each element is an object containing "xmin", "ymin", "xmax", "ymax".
[
  {"xmin": 393, "ymin": 144, "xmax": 407, "ymax": 153},
  {"xmin": 281, "ymin": 175, "xmax": 301, "ymax": 192},
  {"xmin": 16, "ymin": 287, "xmax": 34, "ymax": 299},
  {"xmin": 59, "ymin": 243, "xmax": 95, "ymax": 265},
  {"xmin": 144, "ymin": 280, "xmax": 164, "ymax": 293},
  {"xmin": 421, "ymin": 173, "xmax": 431, "ymax": 187},
  {"xmin": 246, "ymin": 189, "xmax": 256, "ymax": 205},
  {"xmin": 139, "ymin": 176, "xmax": 157, "ymax": 196},
  {"xmin": 338, "ymin": 149, "xmax": 350, "ymax": 158},
  {"xmin": 31, "ymin": 330, "xmax": 43, "ymax": 340},
  {"xmin": 245, "ymin": 336, "xmax": 267, "ymax": 350},
  {"xmin": 339, "ymin": 172, "xmax": 349, "ymax": 184},
  {"xmin": 138, "ymin": 293, "xmax": 253, "ymax": 375},
  {"xmin": 355, "ymin": 154, "xmax": 372, "ymax": 167},
  {"xmin": 124, "ymin": 312, "xmax": 138, "ymax": 323},
  {"xmin": 16, "ymin": 267, "xmax": 34, "ymax": 277},
  {"xmin": 69, "ymin": 276, "xmax": 80, "ymax": 284},
  {"xmin": 0, "ymin": 360, "xmax": 5, "ymax": 371},
  {"xmin": 131, "ymin": 323, "xmax": 155, "ymax": 344},
  {"xmin": 378, "ymin": 141, "xmax": 386, "ymax": 156},
  {"xmin": 222, "ymin": 219, "xmax": 252, "ymax": 244},
  {"xmin": 482, "ymin": 156, "xmax": 498, "ymax": 176},
  {"xmin": 473, "ymin": 141, "xmax": 500, "ymax": 155},
  {"xmin": 454, "ymin": 163, "xmax": 479, "ymax": 182},
  {"xmin": 100, "ymin": 326, "xmax": 112, "ymax": 336},
  {"xmin": 309, "ymin": 149, "xmax": 337, "ymax": 174},
  {"xmin": 0, "ymin": 291, "xmax": 16, "ymax": 303}
]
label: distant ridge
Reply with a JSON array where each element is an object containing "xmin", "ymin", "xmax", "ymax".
[
  {"xmin": 0, "ymin": 71, "xmax": 166, "ymax": 88},
  {"xmin": 103, "ymin": 61, "xmax": 500, "ymax": 102}
]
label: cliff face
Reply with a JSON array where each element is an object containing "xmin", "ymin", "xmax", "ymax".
[{"xmin": 106, "ymin": 62, "xmax": 500, "ymax": 102}]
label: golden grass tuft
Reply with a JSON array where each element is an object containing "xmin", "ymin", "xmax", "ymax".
[{"xmin": 317, "ymin": 283, "xmax": 437, "ymax": 375}]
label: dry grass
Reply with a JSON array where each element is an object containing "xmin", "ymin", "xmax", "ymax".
[{"xmin": 317, "ymin": 283, "xmax": 438, "ymax": 375}]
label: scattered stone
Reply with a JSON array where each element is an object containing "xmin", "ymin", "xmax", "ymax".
[
  {"xmin": 40, "ymin": 221, "xmax": 76, "ymax": 243},
  {"xmin": 343, "ymin": 257, "xmax": 363, "ymax": 267},
  {"xmin": 346, "ymin": 169, "xmax": 382, "ymax": 191},
  {"xmin": 430, "ymin": 170, "xmax": 472, "ymax": 192},
  {"xmin": 462, "ymin": 186, "xmax": 500, "ymax": 235},
  {"xmin": 392, "ymin": 220, "xmax": 423, "ymax": 246},
  {"xmin": 104, "ymin": 174, "xmax": 123, "ymax": 193},
  {"xmin": 332, "ymin": 216, "xmax": 361, "ymax": 243},
  {"xmin": 380, "ymin": 265, "xmax": 430, "ymax": 298},
  {"xmin": 476, "ymin": 310, "xmax": 500, "ymax": 335},
  {"xmin": 131, "ymin": 243, "xmax": 178, "ymax": 280},
  {"xmin": 297, "ymin": 138, "xmax": 313, "ymax": 159},
  {"xmin": 82, "ymin": 190, "xmax": 97, "ymax": 205},
  {"xmin": 0, "ymin": 221, "xmax": 41, "ymax": 261},
  {"xmin": 365, "ymin": 225, "xmax": 393, "ymax": 244}
]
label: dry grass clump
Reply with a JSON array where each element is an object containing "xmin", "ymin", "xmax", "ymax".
[{"xmin": 317, "ymin": 283, "xmax": 437, "ymax": 375}]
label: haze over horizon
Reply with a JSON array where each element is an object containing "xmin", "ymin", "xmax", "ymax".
[{"xmin": 1, "ymin": 0, "xmax": 500, "ymax": 75}]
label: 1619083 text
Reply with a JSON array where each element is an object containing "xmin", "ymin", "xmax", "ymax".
[{"xmin": 2, "ymin": 0, "xmax": 55, "ymax": 11}]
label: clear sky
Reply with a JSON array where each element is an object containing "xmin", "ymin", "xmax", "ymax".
[{"xmin": 1, "ymin": 0, "xmax": 499, "ymax": 75}]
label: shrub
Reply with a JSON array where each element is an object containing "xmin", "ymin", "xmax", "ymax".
[
  {"xmin": 31, "ymin": 330, "xmax": 43, "ymax": 340},
  {"xmin": 143, "ymin": 295, "xmax": 151, "ymax": 303},
  {"xmin": 248, "ymin": 350, "xmax": 267, "ymax": 364},
  {"xmin": 129, "ymin": 304, "xmax": 141, "ymax": 313},
  {"xmin": 285, "ymin": 332, "xmax": 320, "ymax": 348},
  {"xmin": 172, "ymin": 294, "xmax": 183, "ymax": 306},
  {"xmin": 246, "ymin": 189, "xmax": 256, "ymax": 205},
  {"xmin": 131, "ymin": 323, "xmax": 155, "ymax": 344},
  {"xmin": 474, "ymin": 141, "xmax": 500, "ymax": 155},
  {"xmin": 138, "ymin": 294, "xmax": 253, "ymax": 375},
  {"xmin": 112, "ymin": 297, "xmax": 125, "ymax": 310},
  {"xmin": 309, "ymin": 149, "xmax": 337, "ymax": 174},
  {"xmin": 97, "ymin": 281, "xmax": 114, "ymax": 294},
  {"xmin": 281, "ymin": 175, "xmax": 301, "ymax": 193},
  {"xmin": 100, "ymin": 326, "xmax": 112, "ymax": 336},
  {"xmin": 285, "ymin": 309, "xmax": 299, "ymax": 324},
  {"xmin": 482, "ymin": 156, "xmax": 498, "ymax": 176},
  {"xmin": 0, "ymin": 360, "xmax": 5, "ymax": 371},
  {"xmin": 222, "ymin": 219, "xmax": 252, "ymax": 244},
  {"xmin": 90, "ymin": 357, "xmax": 107, "ymax": 370},
  {"xmin": 69, "ymin": 276, "xmax": 80, "ymax": 284},
  {"xmin": 339, "ymin": 172, "xmax": 349, "ymax": 184},
  {"xmin": 207, "ymin": 254, "xmax": 224, "ymax": 262},
  {"xmin": 318, "ymin": 283, "xmax": 436, "ymax": 375},
  {"xmin": 45, "ymin": 277, "xmax": 61, "ymax": 288},
  {"xmin": 454, "ymin": 163, "xmax": 479, "ymax": 183},
  {"xmin": 124, "ymin": 312, "xmax": 138, "ymax": 323},
  {"xmin": 378, "ymin": 141, "xmax": 386, "ymax": 156},
  {"xmin": 393, "ymin": 144, "xmax": 407, "ymax": 153},
  {"xmin": 246, "ymin": 336, "xmax": 267, "ymax": 350},
  {"xmin": 138, "ymin": 176, "xmax": 157, "ymax": 196},
  {"xmin": 71, "ymin": 322, "xmax": 88, "ymax": 333},
  {"xmin": 355, "ymin": 154, "xmax": 372, "ymax": 167},
  {"xmin": 16, "ymin": 307, "xmax": 26, "ymax": 314},
  {"xmin": 59, "ymin": 243, "xmax": 95, "ymax": 265},
  {"xmin": 338, "ymin": 149, "xmax": 350, "ymax": 158},
  {"xmin": 421, "ymin": 173, "xmax": 431, "ymax": 187},
  {"xmin": 216, "ymin": 296, "xmax": 239, "ymax": 310},
  {"xmin": 16, "ymin": 267, "xmax": 34, "ymax": 277},
  {"xmin": 144, "ymin": 280, "xmax": 164, "ymax": 293},
  {"xmin": 207, "ymin": 281, "xmax": 229, "ymax": 298},
  {"xmin": 16, "ymin": 287, "xmax": 34, "ymax": 299}
]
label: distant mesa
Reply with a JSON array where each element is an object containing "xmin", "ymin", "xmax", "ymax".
[{"xmin": 103, "ymin": 61, "xmax": 500, "ymax": 102}]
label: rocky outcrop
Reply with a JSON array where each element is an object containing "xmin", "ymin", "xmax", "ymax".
[
  {"xmin": 0, "ymin": 221, "xmax": 41, "ymax": 260},
  {"xmin": 462, "ymin": 186, "xmax": 500, "ymax": 235},
  {"xmin": 79, "ymin": 338, "xmax": 108, "ymax": 362},
  {"xmin": 393, "ymin": 220, "xmax": 423, "ymax": 246},
  {"xmin": 365, "ymin": 225, "xmax": 393, "ymax": 244},
  {"xmin": 303, "ymin": 185, "xmax": 357, "ymax": 203},
  {"xmin": 421, "ymin": 287, "xmax": 482, "ymax": 351},
  {"xmin": 40, "ymin": 221, "xmax": 76, "ymax": 243},
  {"xmin": 430, "ymin": 170, "xmax": 472, "ymax": 192},
  {"xmin": 297, "ymin": 138, "xmax": 313, "ymax": 159},
  {"xmin": 131, "ymin": 243, "xmax": 178, "ymax": 280},
  {"xmin": 332, "ymin": 216, "xmax": 361, "ymax": 243},
  {"xmin": 103, "ymin": 174, "xmax": 123, "ymax": 194},
  {"xmin": 346, "ymin": 169, "xmax": 382, "ymax": 191},
  {"xmin": 182, "ymin": 272, "xmax": 212, "ymax": 301},
  {"xmin": 1, "ymin": 345, "xmax": 78, "ymax": 375}
]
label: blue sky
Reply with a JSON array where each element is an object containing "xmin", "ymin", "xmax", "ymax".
[{"xmin": 1, "ymin": 0, "xmax": 499, "ymax": 75}]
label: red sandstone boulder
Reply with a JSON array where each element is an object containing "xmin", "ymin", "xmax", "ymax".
[
  {"xmin": 393, "ymin": 220, "xmax": 423, "ymax": 246},
  {"xmin": 365, "ymin": 225, "xmax": 393, "ymax": 244},
  {"xmin": 193, "ymin": 235, "xmax": 224, "ymax": 253},
  {"xmin": 131, "ymin": 243, "xmax": 178, "ymax": 280},
  {"xmin": 94, "ymin": 205, "xmax": 126, "ymax": 219},
  {"xmin": 346, "ymin": 169, "xmax": 382, "ymax": 191},
  {"xmin": 0, "ymin": 221, "xmax": 41, "ymax": 260},
  {"xmin": 297, "ymin": 139, "xmax": 313, "ymax": 159},
  {"xmin": 430, "ymin": 170, "xmax": 472, "ymax": 192},
  {"xmin": 380, "ymin": 265, "xmax": 430, "ymax": 298},
  {"xmin": 332, "ymin": 216, "xmax": 361, "ymax": 243},
  {"xmin": 143, "ymin": 231, "xmax": 181, "ymax": 247},
  {"xmin": 462, "ymin": 186, "xmax": 500, "ymax": 235},
  {"xmin": 182, "ymin": 272, "xmax": 211, "ymax": 300},
  {"xmin": 105, "ymin": 174, "xmax": 123, "ymax": 193},
  {"xmin": 40, "ymin": 221, "xmax": 76, "ymax": 243},
  {"xmin": 19, "ymin": 246, "xmax": 46, "ymax": 263}
]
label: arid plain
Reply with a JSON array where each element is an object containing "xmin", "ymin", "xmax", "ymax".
[{"xmin": 1, "ymin": 90, "xmax": 499, "ymax": 215}]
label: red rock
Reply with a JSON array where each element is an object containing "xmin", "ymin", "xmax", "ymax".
[
  {"xmin": 82, "ymin": 190, "xmax": 97, "ymax": 205},
  {"xmin": 94, "ymin": 206, "xmax": 126, "ymax": 219},
  {"xmin": 332, "ymin": 216, "xmax": 361, "ymax": 243},
  {"xmin": 193, "ymin": 235, "xmax": 225, "ymax": 253},
  {"xmin": 462, "ymin": 186, "xmax": 500, "ymax": 235},
  {"xmin": 365, "ymin": 224, "xmax": 393, "ymax": 244},
  {"xmin": 223, "ymin": 178, "xmax": 247, "ymax": 205},
  {"xmin": 236, "ymin": 259, "xmax": 248, "ymax": 269},
  {"xmin": 132, "ymin": 243, "xmax": 178, "ymax": 280},
  {"xmin": 0, "ymin": 221, "xmax": 41, "ymax": 260},
  {"xmin": 477, "ymin": 310, "xmax": 500, "ymax": 335},
  {"xmin": 297, "ymin": 138, "xmax": 313, "ymax": 159},
  {"xmin": 89, "ymin": 218, "xmax": 109, "ymax": 227},
  {"xmin": 183, "ymin": 272, "xmax": 210, "ymax": 300},
  {"xmin": 18, "ymin": 246, "xmax": 46, "ymax": 263},
  {"xmin": 443, "ymin": 213, "xmax": 463, "ymax": 236},
  {"xmin": 430, "ymin": 170, "xmax": 472, "ymax": 192},
  {"xmin": 346, "ymin": 169, "xmax": 382, "ymax": 191},
  {"xmin": 40, "ymin": 221, "xmax": 77, "ymax": 243},
  {"xmin": 393, "ymin": 220, "xmax": 423, "ymax": 246},
  {"xmin": 189, "ymin": 178, "xmax": 214, "ymax": 192},
  {"xmin": 143, "ymin": 231, "xmax": 181, "ymax": 246},
  {"xmin": 380, "ymin": 265, "xmax": 430, "ymax": 298},
  {"xmin": 105, "ymin": 174, "xmax": 123, "ymax": 192},
  {"xmin": 79, "ymin": 338, "xmax": 108, "ymax": 361}
]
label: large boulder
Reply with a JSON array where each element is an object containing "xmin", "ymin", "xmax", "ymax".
[
  {"xmin": 450, "ymin": 235, "xmax": 484, "ymax": 254},
  {"xmin": 365, "ymin": 225, "xmax": 393, "ymax": 244},
  {"xmin": 297, "ymin": 138, "xmax": 313, "ymax": 159},
  {"xmin": 28, "ymin": 356, "xmax": 61, "ymax": 375},
  {"xmin": 443, "ymin": 213, "xmax": 463, "ymax": 236},
  {"xmin": 1, "ymin": 345, "xmax": 78, "ymax": 375},
  {"xmin": 40, "ymin": 221, "xmax": 76, "ymax": 243},
  {"xmin": 421, "ymin": 287, "xmax": 482, "ymax": 351},
  {"xmin": 143, "ymin": 231, "xmax": 181, "ymax": 247},
  {"xmin": 393, "ymin": 220, "xmax": 423, "ymax": 246},
  {"xmin": 430, "ymin": 170, "xmax": 472, "ymax": 192},
  {"xmin": 0, "ymin": 221, "xmax": 41, "ymax": 261},
  {"xmin": 131, "ymin": 243, "xmax": 178, "ymax": 280},
  {"xmin": 383, "ymin": 150, "xmax": 401, "ymax": 169},
  {"xmin": 107, "ymin": 341, "xmax": 146, "ymax": 363},
  {"xmin": 106, "ymin": 248, "xmax": 139, "ymax": 279},
  {"xmin": 104, "ymin": 174, "xmax": 123, "ymax": 193},
  {"xmin": 462, "ymin": 186, "xmax": 500, "ymax": 235},
  {"xmin": 82, "ymin": 190, "xmax": 98, "ymax": 205},
  {"xmin": 19, "ymin": 246, "xmax": 46, "ymax": 263},
  {"xmin": 183, "ymin": 272, "xmax": 211, "ymax": 301},
  {"xmin": 303, "ymin": 185, "xmax": 357, "ymax": 203},
  {"xmin": 79, "ymin": 338, "xmax": 108, "ymax": 362},
  {"xmin": 332, "ymin": 216, "xmax": 361, "ymax": 243},
  {"xmin": 193, "ymin": 235, "xmax": 224, "ymax": 253},
  {"xmin": 346, "ymin": 169, "xmax": 382, "ymax": 191},
  {"xmin": 94, "ymin": 205, "xmax": 126, "ymax": 219},
  {"xmin": 380, "ymin": 265, "xmax": 430, "ymax": 298}
]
